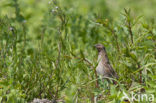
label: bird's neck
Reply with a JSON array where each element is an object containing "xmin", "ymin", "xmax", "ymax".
[{"xmin": 98, "ymin": 50, "xmax": 109, "ymax": 63}]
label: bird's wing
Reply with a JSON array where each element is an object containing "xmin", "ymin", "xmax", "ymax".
[{"xmin": 104, "ymin": 62, "xmax": 119, "ymax": 79}]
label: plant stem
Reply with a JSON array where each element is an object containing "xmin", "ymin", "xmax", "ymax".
[{"xmin": 128, "ymin": 21, "xmax": 133, "ymax": 44}]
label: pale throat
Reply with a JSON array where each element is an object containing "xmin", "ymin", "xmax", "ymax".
[{"xmin": 97, "ymin": 50, "xmax": 106, "ymax": 62}]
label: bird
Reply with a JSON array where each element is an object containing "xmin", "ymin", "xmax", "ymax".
[{"xmin": 94, "ymin": 44, "xmax": 118, "ymax": 84}]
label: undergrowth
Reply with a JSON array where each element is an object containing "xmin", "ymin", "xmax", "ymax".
[{"xmin": 0, "ymin": 0, "xmax": 156, "ymax": 103}]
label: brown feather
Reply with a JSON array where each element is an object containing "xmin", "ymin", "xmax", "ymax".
[{"xmin": 95, "ymin": 44, "xmax": 119, "ymax": 84}]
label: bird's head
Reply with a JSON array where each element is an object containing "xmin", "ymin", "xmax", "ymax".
[{"xmin": 94, "ymin": 44, "xmax": 105, "ymax": 52}]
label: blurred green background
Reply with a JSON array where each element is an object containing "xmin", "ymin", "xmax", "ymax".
[
  {"xmin": 1, "ymin": 0, "xmax": 156, "ymax": 35},
  {"xmin": 0, "ymin": 0, "xmax": 156, "ymax": 103}
]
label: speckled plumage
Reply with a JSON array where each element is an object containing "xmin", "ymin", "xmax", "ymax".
[{"xmin": 95, "ymin": 44, "xmax": 118, "ymax": 80}]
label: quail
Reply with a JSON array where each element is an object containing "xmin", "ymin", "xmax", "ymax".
[{"xmin": 95, "ymin": 44, "xmax": 118, "ymax": 84}]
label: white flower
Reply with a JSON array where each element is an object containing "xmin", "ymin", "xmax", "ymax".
[
  {"xmin": 55, "ymin": 6, "xmax": 58, "ymax": 9},
  {"xmin": 48, "ymin": 0, "xmax": 53, "ymax": 4},
  {"xmin": 51, "ymin": 9, "xmax": 56, "ymax": 13},
  {"xmin": 9, "ymin": 27, "xmax": 13, "ymax": 31},
  {"xmin": 48, "ymin": 1, "xmax": 51, "ymax": 4}
]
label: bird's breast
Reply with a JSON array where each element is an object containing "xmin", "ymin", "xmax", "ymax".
[{"xmin": 96, "ymin": 60, "xmax": 105, "ymax": 75}]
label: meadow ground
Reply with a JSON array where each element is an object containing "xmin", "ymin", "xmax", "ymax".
[{"xmin": 0, "ymin": 0, "xmax": 156, "ymax": 102}]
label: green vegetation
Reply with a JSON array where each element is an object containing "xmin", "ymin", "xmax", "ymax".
[{"xmin": 0, "ymin": 0, "xmax": 156, "ymax": 102}]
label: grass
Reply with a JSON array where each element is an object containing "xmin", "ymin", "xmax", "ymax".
[{"xmin": 0, "ymin": 0, "xmax": 156, "ymax": 103}]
